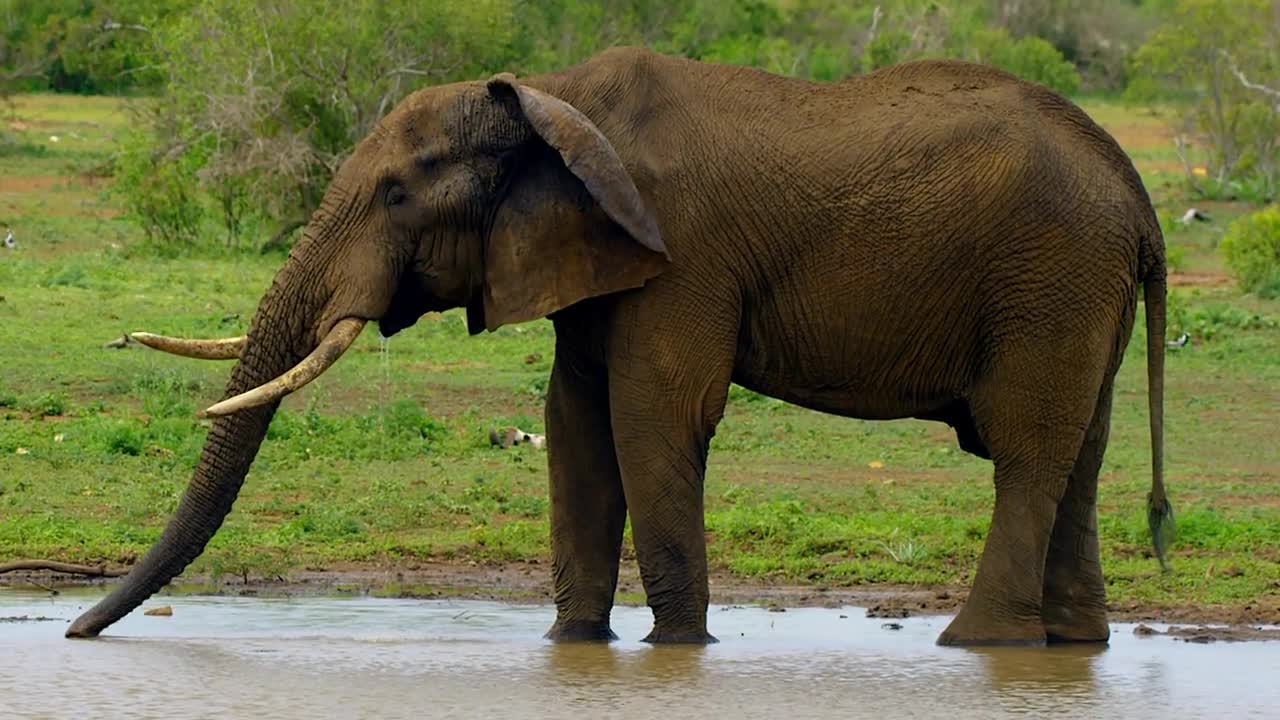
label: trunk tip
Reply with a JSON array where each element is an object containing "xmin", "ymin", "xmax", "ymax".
[{"xmin": 65, "ymin": 617, "xmax": 103, "ymax": 639}]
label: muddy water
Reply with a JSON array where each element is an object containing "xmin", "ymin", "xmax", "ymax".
[{"xmin": 2, "ymin": 590, "xmax": 1277, "ymax": 719}]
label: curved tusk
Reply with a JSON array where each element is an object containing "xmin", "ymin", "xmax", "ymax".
[
  {"xmin": 130, "ymin": 332, "xmax": 247, "ymax": 360},
  {"xmin": 197, "ymin": 317, "xmax": 366, "ymax": 418}
]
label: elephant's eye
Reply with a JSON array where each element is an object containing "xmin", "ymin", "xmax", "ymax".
[{"xmin": 385, "ymin": 185, "xmax": 407, "ymax": 208}]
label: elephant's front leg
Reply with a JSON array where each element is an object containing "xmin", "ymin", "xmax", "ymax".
[
  {"xmin": 606, "ymin": 294, "xmax": 738, "ymax": 645},
  {"xmin": 543, "ymin": 344, "xmax": 628, "ymax": 642}
]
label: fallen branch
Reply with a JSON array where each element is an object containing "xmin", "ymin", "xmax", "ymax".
[
  {"xmin": 102, "ymin": 333, "xmax": 137, "ymax": 349},
  {"xmin": 260, "ymin": 217, "xmax": 306, "ymax": 254},
  {"xmin": 100, "ymin": 19, "xmax": 151, "ymax": 34},
  {"xmin": 0, "ymin": 560, "xmax": 127, "ymax": 577}
]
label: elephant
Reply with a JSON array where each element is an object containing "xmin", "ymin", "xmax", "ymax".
[{"xmin": 66, "ymin": 46, "xmax": 1173, "ymax": 647}]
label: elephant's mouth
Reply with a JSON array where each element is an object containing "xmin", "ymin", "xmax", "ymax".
[
  {"xmin": 376, "ymin": 305, "xmax": 419, "ymax": 339},
  {"xmin": 376, "ymin": 275, "xmax": 456, "ymax": 339}
]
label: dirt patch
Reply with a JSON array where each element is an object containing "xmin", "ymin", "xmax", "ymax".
[
  {"xmin": 1133, "ymin": 623, "xmax": 1280, "ymax": 643},
  {"xmin": 1109, "ymin": 596, "xmax": 1280, "ymax": 628},
  {"xmin": 4, "ymin": 560, "xmax": 1276, "ymax": 637},
  {"xmin": 1170, "ymin": 270, "xmax": 1233, "ymax": 288},
  {"xmin": 1132, "ymin": 159, "xmax": 1185, "ymax": 175},
  {"xmin": 864, "ymin": 589, "xmax": 967, "ymax": 618},
  {"xmin": 1106, "ymin": 122, "xmax": 1176, "ymax": 152},
  {"xmin": 711, "ymin": 458, "xmax": 962, "ymax": 491},
  {"xmin": 0, "ymin": 175, "xmax": 62, "ymax": 193}
]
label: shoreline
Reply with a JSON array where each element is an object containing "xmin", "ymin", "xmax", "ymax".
[{"xmin": 4, "ymin": 560, "xmax": 1278, "ymax": 640}]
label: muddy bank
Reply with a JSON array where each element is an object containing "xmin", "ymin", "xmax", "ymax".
[
  {"xmin": 1133, "ymin": 622, "xmax": 1280, "ymax": 643},
  {"xmin": 4, "ymin": 560, "xmax": 1278, "ymax": 633}
]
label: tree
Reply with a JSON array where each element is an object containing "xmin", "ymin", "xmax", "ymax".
[
  {"xmin": 1128, "ymin": 0, "xmax": 1278, "ymax": 198},
  {"xmin": 113, "ymin": 0, "xmax": 522, "ymax": 250}
]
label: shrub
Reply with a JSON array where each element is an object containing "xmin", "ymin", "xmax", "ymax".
[
  {"xmin": 108, "ymin": 0, "xmax": 523, "ymax": 254},
  {"xmin": 1220, "ymin": 206, "xmax": 1280, "ymax": 297},
  {"xmin": 971, "ymin": 28, "xmax": 1080, "ymax": 96},
  {"xmin": 382, "ymin": 399, "xmax": 448, "ymax": 443},
  {"xmin": 111, "ymin": 123, "xmax": 211, "ymax": 252},
  {"xmin": 102, "ymin": 421, "xmax": 144, "ymax": 456},
  {"xmin": 24, "ymin": 392, "xmax": 68, "ymax": 417}
]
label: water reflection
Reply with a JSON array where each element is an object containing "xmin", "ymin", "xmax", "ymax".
[
  {"xmin": 974, "ymin": 643, "xmax": 1104, "ymax": 691},
  {"xmin": 545, "ymin": 642, "xmax": 711, "ymax": 690},
  {"xmin": 966, "ymin": 644, "xmax": 1106, "ymax": 715}
]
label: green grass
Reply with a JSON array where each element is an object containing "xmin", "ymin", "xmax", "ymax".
[{"xmin": 1, "ymin": 93, "xmax": 1278, "ymax": 612}]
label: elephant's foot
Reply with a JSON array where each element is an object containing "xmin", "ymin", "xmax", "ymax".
[
  {"xmin": 641, "ymin": 626, "xmax": 719, "ymax": 645},
  {"xmin": 544, "ymin": 618, "xmax": 618, "ymax": 642},
  {"xmin": 1042, "ymin": 605, "xmax": 1110, "ymax": 644},
  {"xmin": 1041, "ymin": 563, "xmax": 1110, "ymax": 644},
  {"xmin": 937, "ymin": 604, "xmax": 1046, "ymax": 647}
]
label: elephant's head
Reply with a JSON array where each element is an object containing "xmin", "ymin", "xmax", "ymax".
[{"xmin": 66, "ymin": 73, "xmax": 668, "ymax": 638}]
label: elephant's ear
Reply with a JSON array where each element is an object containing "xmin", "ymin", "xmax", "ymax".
[{"xmin": 475, "ymin": 74, "xmax": 669, "ymax": 332}]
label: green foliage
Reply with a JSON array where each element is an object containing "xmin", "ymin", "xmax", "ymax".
[
  {"xmin": 382, "ymin": 399, "xmax": 449, "ymax": 443},
  {"xmin": 1220, "ymin": 206, "xmax": 1280, "ymax": 297},
  {"xmin": 971, "ymin": 28, "xmax": 1080, "ymax": 95},
  {"xmin": 23, "ymin": 392, "xmax": 67, "ymax": 417},
  {"xmin": 0, "ymin": 0, "xmax": 177, "ymax": 94},
  {"xmin": 102, "ymin": 421, "xmax": 145, "ymax": 456},
  {"xmin": 106, "ymin": 0, "xmax": 527, "ymax": 252},
  {"xmin": 1128, "ymin": 0, "xmax": 1279, "ymax": 201},
  {"xmin": 1167, "ymin": 291, "xmax": 1280, "ymax": 340},
  {"xmin": 110, "ymin": 123, "xmax": 209, "ymax": 250}
]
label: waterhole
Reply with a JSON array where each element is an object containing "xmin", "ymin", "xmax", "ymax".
[{"xmin": 2, "ymin": 589, "xmax": 1276, "ymax": 718}]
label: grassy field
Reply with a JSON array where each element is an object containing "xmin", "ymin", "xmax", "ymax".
[{"xmin": 1, "ymin": 92, "xmax": 1277, "ymax": 615}]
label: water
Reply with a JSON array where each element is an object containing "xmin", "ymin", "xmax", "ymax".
[
  {"xmin": 2, "ymin": 589, "xmax": 1278, "ymax": 719},
  {"xmin": 377, "ymin": 333, "xmax": 390, "ymax": 457}
]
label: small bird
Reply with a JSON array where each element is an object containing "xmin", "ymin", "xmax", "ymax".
[
  {"xmin": 489, "ymin": 426, "xmax": 546, "ymax": 450},
  {"xmin": 1167, "ymin": 332, "xmax": 1190, "ymax": 349},
  {"xmin": 2, "ymin": 228, "xmax": 14, "ymax": 249},
  {"xmin": 1179, "ymin": 208, "xmax": 1211, "ymax": 225}
]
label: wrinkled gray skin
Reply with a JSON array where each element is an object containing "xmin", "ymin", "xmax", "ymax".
[{"xmin": 67, "ymin": 47, "xmax": 1170, "ymax": 647}]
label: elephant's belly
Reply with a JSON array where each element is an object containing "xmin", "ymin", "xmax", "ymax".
[
  {"xmin": 732, "ymin": 300, "xmax": 975, "ymax": 422},
  {"xmin": 732, "ymin": 370, "xmax": 950, "ymax": 421}
]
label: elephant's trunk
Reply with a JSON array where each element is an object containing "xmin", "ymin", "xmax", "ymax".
[{"xmin": 66, "ymin": 257, "xmax": 324, "ymax": 638}]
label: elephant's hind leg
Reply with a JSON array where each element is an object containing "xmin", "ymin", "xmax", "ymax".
[
  {"xmin": 543, "ymin": 341, "xmax": 628, "ymax": 642},
  {"xmin": 1040, "ymin": 374, "xmax": 1116, "ymax": 643},
  {"xmin": 937, "ymin": 348, "xmax": 1104, "ymax": 647}
]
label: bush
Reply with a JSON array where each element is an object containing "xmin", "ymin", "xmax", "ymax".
[
  {"xmin": 24, "ymin": 392, "xmax": 68, "ymax": 417},
  {"xmin": 1220, "ymin": 207, "xmax": 1280, "ymax": 297},
  {"xmin": 382, "ymin": 399, "xmax": 448, "ymax": 443},
  {"xmin": 111, "ymin": 123, "xmax": 211, "ymax": 252},
  {"xmin": 111, "ymin": 0, "xmax": 523, "ymax": 253},
  {"xmin": 102, "ymin": 422, "xmax": 144, "ymax": 456},
  {"xmin": 971, "ymin": 29, "xmax": 1080, "ymax": 96},
  {"xmin": 0, "ymin": 0, "xmax": 180, "ymax": 95}
]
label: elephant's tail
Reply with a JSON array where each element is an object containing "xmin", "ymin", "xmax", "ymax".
[{"xmin": 1142, "ymin": 233, "xmax": 1175, "ymax": 572}]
